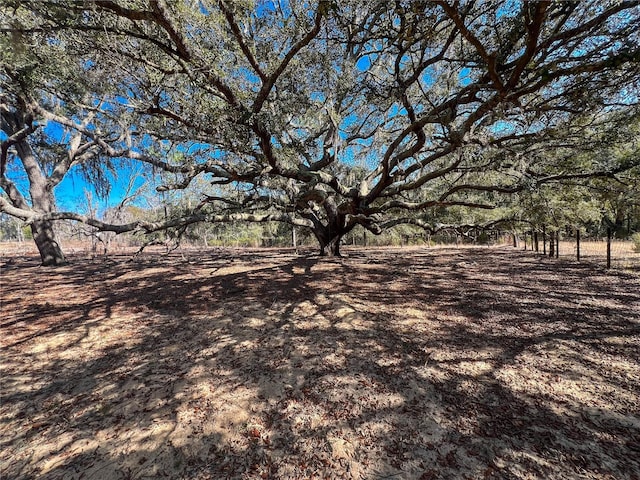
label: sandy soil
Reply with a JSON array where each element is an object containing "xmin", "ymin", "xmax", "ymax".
[{"xmin": 1, "ymin": 246, "xmax": 639, "ymax": 479}]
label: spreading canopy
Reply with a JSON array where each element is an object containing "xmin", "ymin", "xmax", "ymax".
[{"xmin": 2, "ymin": 0, "xmax": 640, "ymax": 256}]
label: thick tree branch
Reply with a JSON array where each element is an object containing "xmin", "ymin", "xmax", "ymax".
[
  {"xmin": 218, "ymin": 0, "xmax": 267, "ymax": 82},
  {"xmin": 0, "ymin": 196, "xmax": 313, "ymax": 234},
  {"xmin": 252, "ymin": 5, "xmax": 324, "ymax": 114},
  {"xmin": 148, "ymin": 0, "xmax": 193, "ymax": 61},
  {"xmin": 506, "ymin": 1, "xmax": 550, "ymax": 89},
  {"xmin": 436, "ymin": 0, "xmax": 505, "ymax": 91}
]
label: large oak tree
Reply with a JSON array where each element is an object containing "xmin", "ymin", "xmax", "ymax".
[{"xmin": 2, "ymin": 0, "xmax": 640, "ymax": 260}]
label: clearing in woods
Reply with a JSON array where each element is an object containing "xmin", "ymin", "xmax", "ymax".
[{"xmin": 1, "ymin": 246, "xmax": 639, "ymax": 479}]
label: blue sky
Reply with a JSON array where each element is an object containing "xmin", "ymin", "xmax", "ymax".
[
  {"xmin": 0, "ymin": 124, "xmax": 152, "ymax": 215},
  {"xmin": 55, "ymin": 165, "xmax": 150, "ymax": 213}
]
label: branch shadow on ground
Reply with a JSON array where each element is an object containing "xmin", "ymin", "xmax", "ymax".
[{"xmin": 1, "ymin": 247, "xmax": 639, "ymax": 479}]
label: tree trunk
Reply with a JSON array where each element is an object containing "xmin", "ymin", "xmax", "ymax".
[
  {"xmin": 31, "ymin": 219, "xmax": 66, "ymax": 266},
  {"xmin": 9, "ymin": 137, "xmax": 67, "ymax": 266},
  {"xmin": 313, "ymin": 211, "xmax": 350, "ymax": 257},
  {"xmin": 317, "ymin": 233, "xmax": 343, "ymax": 257},
  {"xmin": 332, "ymin": 235, "xmax": 342, "ymax": 257}
]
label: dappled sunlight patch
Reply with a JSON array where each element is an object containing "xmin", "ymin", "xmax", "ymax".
[
  {"xmin": 329, "ymin": 295, "xmax": 379, "ymax": 330},
  {"xmin": 454, "ymin": 360, "xmax": 495, "ymax": 377},
  {"xmin": 314, "ymin": 374, "xmax": 407, "ymax": 418},
  {"xmin": 282, "ymin": 398, "xmax": 326, "ymax": 431},
  {"xmin": 213, "ymin": 262, "xmax": 279, "ymax": 277},
  {"xmin": 295, "ymin": 313, "xmax": 332, "ymax": 331},
  {"xmin": 334, "ymin": 305, "xmax": 356, "ymax": 318},
  {"xmin": 172, "ymin": 386, "xmax": 254, "ymax": 452},
  {"xmin": 239, "ymin": 314, "xmax": 268, "ymax": 329},
  {"xmin": 402, "ymin": 306, "xmax": 431, "ymax": 319},
  {"xmin": 290, "ymin": 299, "xmax": 318, "ymax": 317},
  {"xmin": 496, "ymin": 339, "xmax": 640, "ymax": 411},
  {"xmin": 414, "ymin": 362, "xmax": 452, "ymax": 383},
  {"xmin": 321, "ymin": 351, "xmax": 348, "ymax": 370},
  {"xmin": 333, "ymin": 313, "xmax": 371, "ymax": 332}
]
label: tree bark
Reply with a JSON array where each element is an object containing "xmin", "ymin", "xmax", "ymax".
[
  {"xmin": 318, "ymin": 237, "xmax": 342, "ymax": 256},
  {"xmin": 331, "ymin": 235, "xmax": 342, "ymax": 257},
  {"xmin": 316, "ymin": 230, "xmax": 344, "ymax": 257},
  {"xmin": 31, "ymin": 219, "xmax": 66, "ymax": 266},
  {"xmin": 5, "ymin": 133, "xmax": 68, "ymax": 266}
]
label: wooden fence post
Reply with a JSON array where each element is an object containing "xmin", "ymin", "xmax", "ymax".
[
  {"xmin": 292, "ymin": 226, "xmax": 297, "ymax": 251},
  {"xmin": 607, "ymin": 227, "xmax": 612, "ymax": 269}
]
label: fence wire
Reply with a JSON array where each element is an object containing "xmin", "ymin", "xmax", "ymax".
[{"xmin": 519, "ymin": 230, "xmax": 640, "ymax": 271}]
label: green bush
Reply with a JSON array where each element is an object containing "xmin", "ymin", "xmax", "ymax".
[{"xmin": 632, "ymin": 232, "xmax": 640, "ymax": 253}]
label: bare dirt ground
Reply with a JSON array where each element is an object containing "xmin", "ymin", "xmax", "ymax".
[{"xmin": 1, "ymin": 246, "xmax": 639, "ymax": 480}]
